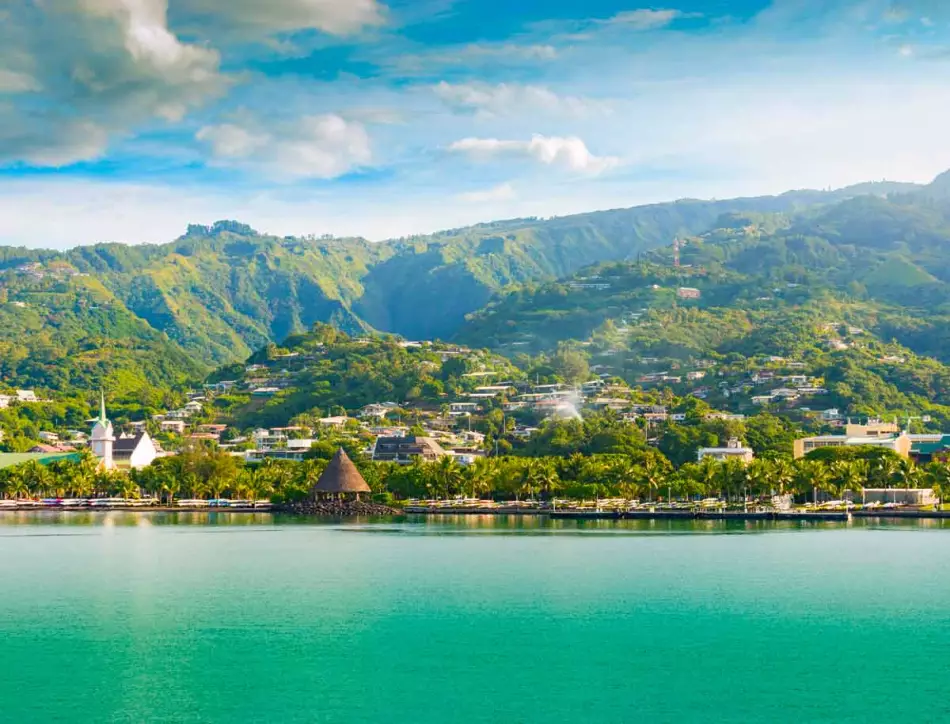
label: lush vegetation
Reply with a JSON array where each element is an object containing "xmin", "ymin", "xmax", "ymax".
[
  {"xmin": 3, "ymin": 442, "xmax": 949, "ymax": 508},
  {"xmin": 455, "ymin": 175, "xmax": 950, "ymax": 426},
  {"xmin": 207, "ymin": 323, "xmax": 523, "ymax": 429}
]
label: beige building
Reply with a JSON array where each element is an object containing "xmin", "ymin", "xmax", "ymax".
[{"xmin": 793, "ymin": 421, "xmax": 911, "ymax": 459}]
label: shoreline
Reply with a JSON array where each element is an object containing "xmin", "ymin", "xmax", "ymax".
[{"xmin": 3, "ymin": 505, "xmax": 950, "ymax": 522}]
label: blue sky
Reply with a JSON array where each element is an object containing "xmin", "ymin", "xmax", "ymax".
[{"xmin": 1, "ymin": 0, "xmax": 948, "ymax": 248}]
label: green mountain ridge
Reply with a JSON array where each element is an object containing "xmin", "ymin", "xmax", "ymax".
[{"xmin": 0, "ymin": 176, "xmax": 940, "ymax": 411}]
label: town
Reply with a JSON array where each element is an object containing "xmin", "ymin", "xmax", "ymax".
[{"xmin": 2, "ymin": 327, "xmax": 948, "ymax": 515}]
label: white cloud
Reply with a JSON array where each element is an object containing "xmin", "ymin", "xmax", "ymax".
[
  {"xmin": 387, "ymin": 43, "xmax": 557, "ymax": 75},
  {"xmin": 600, "ymin": 9, "xmax": 683, "ymax": 29},
  {"xmin": 448, "ymin": 135, "xmax": 619, "ymax": 174},
  {"xmin": 457, "ymin": 183, "xmax": 516, "ymax": 203},
  {"xmin": 434, "ymin": 81, "xmax": 609, "ymax": 118},
  {"xmin": 177, "ymin": 0, "xmax": 386, "ymax": 37},
  {"xmin": 0, "ymin": 70, "xmax": 39, "ymax": 93},
  {"xmin": 197, "ymin": 114, "xmax": 371, "ymax": 179},
  {"xmin": 0, "ymin": 116, "xmax": 110, "ymax": 166},
  {"xmin": 0, "ymin": 0, "xmax": 226, "ymax": 165}
]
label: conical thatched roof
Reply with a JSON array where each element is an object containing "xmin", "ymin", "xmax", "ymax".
[{"xmin": 311, "ymin": 449, "xmax": 371, "ymax": 496}]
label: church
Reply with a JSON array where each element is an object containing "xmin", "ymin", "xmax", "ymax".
[{"xmin": 90, "ymin": 394, "xmax": 159, "ymax": 471}]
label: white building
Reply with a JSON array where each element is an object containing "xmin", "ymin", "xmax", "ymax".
[
  {"xmin": 90, "ymin": 393, "xmax": 115, "ymax": 470},
  {"xmin": 113, "ymin": 433, "xmax": 159, "ymax": 470},
  {"xmin": 698, "ymin": 438, "xmax": 755, "ymax": 464}
]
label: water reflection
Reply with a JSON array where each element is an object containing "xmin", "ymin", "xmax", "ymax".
[
  {"xmin": 3, "ymin": 510, "xmax": 950, "ymax": 535},
  {"xmin": 0, "ymin": 510, "xmax": 277, "ymax": 527}
]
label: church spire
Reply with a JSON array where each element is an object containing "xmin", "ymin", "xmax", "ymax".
[{"xmin": 99, "ymin": 390, "xmax": 108, "ymax": 424}]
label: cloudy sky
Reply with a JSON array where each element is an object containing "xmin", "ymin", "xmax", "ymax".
[{"xmin": 1, "ymin": 0, "xmax": 948, "ymax": 248}]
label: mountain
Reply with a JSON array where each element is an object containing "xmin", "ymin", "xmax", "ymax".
[
  {"xmin": 452, "ymin": 180, "xmax": 950, "ymax": 424},
  {"xmin": 0, "ymin": 175, "xmax": 937, "ymax": 407}
]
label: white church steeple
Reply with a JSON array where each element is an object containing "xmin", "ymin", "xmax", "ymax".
[{"xmin": 90, "ymin": 391, "xmax": 115, "ymax": 470}]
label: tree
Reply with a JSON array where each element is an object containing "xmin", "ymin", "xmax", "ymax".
[{"xmin": 552, "ymin": 346, "xmax": 590, "ymax": 386}]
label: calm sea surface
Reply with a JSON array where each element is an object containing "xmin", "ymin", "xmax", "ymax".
[{"xmin": 3, "ymin": 512, "xmax": 950, "ymax": 723}]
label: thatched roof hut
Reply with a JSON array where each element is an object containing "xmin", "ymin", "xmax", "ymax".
[{"xmin": 311, "ymin": 448, "xmax": 371, "ymax": 499}]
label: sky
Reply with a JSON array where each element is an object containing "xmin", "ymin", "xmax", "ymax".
[{"xmin": 1, "ymin": 0, "xmax": 949, "ymax": 248}]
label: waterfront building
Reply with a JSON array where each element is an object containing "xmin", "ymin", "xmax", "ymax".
[{"xmin": 853, "ymin": 488, "xmax": 938, "ymax": 506}]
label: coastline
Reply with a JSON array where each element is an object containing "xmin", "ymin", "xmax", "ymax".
[{"xmin": 4, "ymin": 504, "xmax": 950, "ymax": 522}]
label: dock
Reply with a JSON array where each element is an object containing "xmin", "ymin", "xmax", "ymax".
[{"xmin": 549, "ymin": 510, "xmax": 851, "ymax": 522}]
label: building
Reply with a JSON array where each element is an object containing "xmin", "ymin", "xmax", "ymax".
[
  {"xmin": 317, "ymin": 416, "xmax": 350, "ymax": 428},
  {"xmin": 793, "ymin": 421, "xmax": 910, "ymax": 459},
  {"xmin": 361, "ymin": 403, "xmax": 398, "ymax": 419},
  {"xmin": 16, "ymin": 390, "xmax": 38, "ymax": 403},
  {"xmin": 112, "ymin": 433, "xmax": 159, "ymax": 470},
  {"xmin": 856, "ymin": 488, "xmax": 938, "ymax": 506},
  {"xmin": 697, "ymin": 438, "xmax": 755, "ymax": 463},
  {"xmin": 0, "ymin": 452, "xmax": 81, "ymax": 470},
  {"xmin": 449, "ymin": 402, "xmax": 480, "ymax": 416},
  {"xmin": 28, "ymin": 443, "xmax": 77, "ymax": 453},
  {"xmin": 310, "ymin": 449, "xmax": 371, "ymax": 500},
  {"xmin": 677, "ymin": 287, "xmax": 701, "ymax": 300},
  {"xmin": 372, "ymin": 435, "xmax": 447, "ymax": 464},
  {"xmin": 90, "ymin": 393, "xmax": 115, "ymax": 470},
  {"xmin": 160, "ymin": 420, "xmax": 187, "ymax": 434},
  {"xmin": 909, "ymin": 434, "xmax": 950, "ymax": 464}
]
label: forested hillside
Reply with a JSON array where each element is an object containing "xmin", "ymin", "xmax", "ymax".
[
  {"xmin": 454, "ymin": 176, "xmax": 950, "ymax": 425},
  {"xmin": 0, "ymin": 175, "xmax": 940, "ymax": 414}
]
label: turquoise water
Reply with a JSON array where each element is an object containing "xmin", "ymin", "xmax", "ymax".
[{"xmin": 3, "ymin": 513, "xmax": 950, "ymax": 723}]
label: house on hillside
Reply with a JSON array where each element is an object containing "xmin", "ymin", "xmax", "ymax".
[
  {"xmin": 372, "ymin": 436, "xmax": 447, "ymax": 464},
  {"xmin": 361, "ymin": 403, "xmax": 398, "ymax": 419},
  {"xmin": 450, "ymin": 402, "xmax": 480, "ymax": 416},
  {"xmin": 160, "ymin": 420, "xmax": 187, "ymax": 434},
  {"xmin": 697, "ymin": 438, "xmax": 755, "ymax": 463}
]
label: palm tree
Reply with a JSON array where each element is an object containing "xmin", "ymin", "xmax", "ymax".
[
  {"xmin": 792, "ymin": 459, "xmax": 833, "ymax": 507},
  {"xmin": 638, "ymin": 458, "xmax": 667, "ymax": 503},
  {"xmin": 5, "ymin": 467, "xmax": 27, "ymax": 500},
  {"xmin": 829, "ymin": 460, "xmax": 867, "ymax": 504},
  {"xmin": 869, "ymin": 456, "xmax": 901, "ymax": 489},
  {"xmin": 695, "ymin": 458, "xmax": 720, "ymax": 500},
  {"xmin": 746, "ymin": 459, "xmax": 775, "ymax": 500},
  {"xmin": 926, "ymin": 461, "xmax": 950, "ymax": 508},
  {"xmin": 433, "ymin": 456, "xmax": 464, "ymax": 499},
  {"xmin": 464, "ymin": 457, "xmax": 495, "ymax": 500},
  {"xmin": 160, "ymin": 477, "xmax": 182, "ymax": 506},
  {"xmin": 534, "ymin": 460, "xmax": 561, "ymax": 503},
  {"xmin": 771, "ymin": 458, "xmax": 795, "ymax": 497},
  {"xmin": 612, "ymin": 459, "xmax": 640, "ymax": 503},
  {"xmin": 21, "ymin": 461, "xmax": 52, "ymax": 499}
]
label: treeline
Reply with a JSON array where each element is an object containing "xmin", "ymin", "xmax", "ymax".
[{"xmin": 3, "ymin": 445, "xmax": 950, "ymax": 505}]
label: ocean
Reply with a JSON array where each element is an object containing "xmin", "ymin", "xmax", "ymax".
[{"xmin": 3, "ymin": 512, "xmax": 950, "ymax": 723}]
